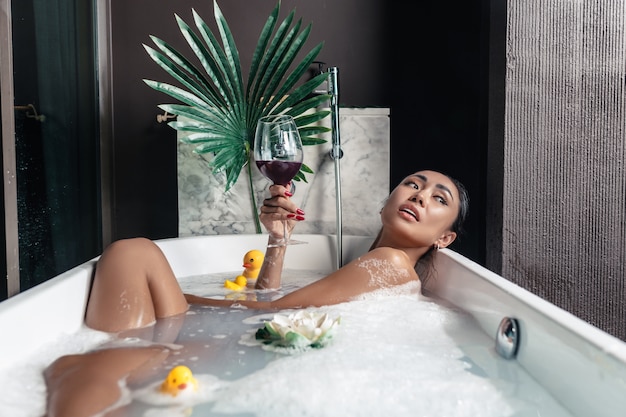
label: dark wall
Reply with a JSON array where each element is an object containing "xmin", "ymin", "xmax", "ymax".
[
  {"xmin": 110, "ymin": 0, "xmax": 489, "ymax": 265},
  {"xmin": 388, "ymin": 3, "xmax": 489, "ymax": 263}
]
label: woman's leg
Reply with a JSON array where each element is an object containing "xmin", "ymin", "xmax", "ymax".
[
  {"xmin": 44, "ymin": 346, "xmax": 171, "ymax": 417},
  {"xmin": 85, "ymin": 238, "xmax": 188, "ymax": 332}
]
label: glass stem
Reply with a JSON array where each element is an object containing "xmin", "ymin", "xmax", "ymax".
[{"xmin": 282, "ymin": 220, "xmax": 289, "ymax": 242}]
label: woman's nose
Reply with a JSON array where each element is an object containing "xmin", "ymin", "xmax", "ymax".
[{"xmin": 410, "ymin": 192, "xmax": 425, "ymax": 206}]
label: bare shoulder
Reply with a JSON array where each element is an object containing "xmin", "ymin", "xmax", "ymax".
[
  {"xmin": 360, "ymin": 247, "xmax": 415, "ymax": 267},
  {"xmin": 346, "ymin": 246, "xmax": 419, "ymax": 286},
  {"xmin": 269, "ymin": 246, "xmax": 419, "ymax": 308},
  {"xmin": 366, "ymin": 246, "xmax": 407, "ymax": 258}
]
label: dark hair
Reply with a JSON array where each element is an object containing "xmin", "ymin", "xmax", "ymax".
[
  {"xmin": 417, "ymin": 173, "xmax": 469, "ymax": 289},
  {"xmin": 447, "ymin": 175, "xmax": 470, "ymax": 237}
]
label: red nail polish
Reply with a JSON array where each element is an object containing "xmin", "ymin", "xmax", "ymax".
[
  {"xmin": 285, "ymin": 191, "xmax": 293, "ymax": 197},
  {"xmin": 287, "ymin": 213, "xmax": 296, "ymax": 218},
  {"xmin": 296, "ymin": 208, "xmax": 305, "ymax": 215},
  {"xmin": 296, "ymin": 215, "xmax": 305, "ymax": 221}
]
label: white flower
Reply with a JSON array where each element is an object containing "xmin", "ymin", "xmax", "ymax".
[{"xmin": 256, "ymin": 310, "xmax": 340, "ymax": 349}]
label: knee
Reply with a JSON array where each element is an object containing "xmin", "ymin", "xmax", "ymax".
[
  {"xmin": 101, "ymin": 237, "xmax": 158, "ymax": 262},
  {"xmin": 106, "ymin": 237, "xmax": 153, "ymax": 251}
]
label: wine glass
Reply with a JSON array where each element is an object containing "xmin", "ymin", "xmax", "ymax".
[{"xmin": 254, "ymin": 114, "xmax": 306, "ymax": 247}]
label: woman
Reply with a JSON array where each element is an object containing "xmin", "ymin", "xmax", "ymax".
[{"xmin": 45, "ymin": 169, "xmax": 468, "ymax": 416}]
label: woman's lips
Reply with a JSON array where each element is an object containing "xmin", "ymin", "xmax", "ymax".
[{"xmin": 399, "ymin": 206, "xmax": 419, "ymax": 221}]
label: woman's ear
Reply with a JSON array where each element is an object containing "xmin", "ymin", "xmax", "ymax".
[{"xmin": 436, "ymin": 231, "xmax": 457, "ymax": 249}]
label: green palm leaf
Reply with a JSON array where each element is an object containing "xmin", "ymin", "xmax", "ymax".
[
  {"xmin": 247, "ymin": 3, "xmax": 281, "ymax": 101},
  {"xmin": 145, "ymin": 37, "xmax": 223, "ymax": 108},
  {"xmin": 143, "ymin": 0, "xmax": 330, "ymax": 233}
]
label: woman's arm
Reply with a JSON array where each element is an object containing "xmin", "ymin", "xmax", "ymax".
[
  {"xmin": 185, "ymin": 247, "xmax": 419, "ymax": 310},
  {"xmin": 254, "ymin": 241, "xmax": 287, "ymax": 290},
  {"xmin": 254, "ymin": 183, "xmax": 304, "ymax": 290}
]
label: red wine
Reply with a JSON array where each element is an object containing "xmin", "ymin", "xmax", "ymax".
[{"xmin": 256, "ymin": 160, "xmax": 302, "ymax": 185}]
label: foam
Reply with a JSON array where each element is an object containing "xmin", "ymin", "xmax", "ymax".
[
  {"xmin": 355, "ymin": 257, "xmax": 411, "ymax": 287},
  {"xmin": 0, "ymin": 326, "xmax": 113, "ymax": 417},
  {"xmin": 0, "ymin": 270, "xmax": 574, "ymax": 417}
]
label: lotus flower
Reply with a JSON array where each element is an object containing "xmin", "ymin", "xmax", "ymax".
[{"xmin": 255, "ymin": 310, "xmax": 340, "ymax": 349}]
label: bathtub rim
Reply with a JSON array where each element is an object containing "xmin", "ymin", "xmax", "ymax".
[
  {"xmin": 431, "ymin": 247, "xmax": 626, "ymax": 417},
  {"xmin": 433, "ymin": 248, "xmax": 626, "ymax": 363},
  {"xmin": 1, "ymin": 233, "xmax": 625, "ymax": 417}
]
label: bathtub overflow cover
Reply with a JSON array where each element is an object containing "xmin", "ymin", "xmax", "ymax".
[{"xmin": 495, "ymin": 317, "xmax": 520, "ymax": 359}]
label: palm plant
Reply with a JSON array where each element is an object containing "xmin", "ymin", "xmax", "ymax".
[{"xmin": 143, "ymin": 0, "xmax": 331, "ymax": 233}]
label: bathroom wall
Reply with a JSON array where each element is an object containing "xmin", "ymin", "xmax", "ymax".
[
  {"xmin": 108, "ymin": 0, "xmax": 395, "ymax": 241},
  {"xmin": 178, "ymin": 108, "xmax": 390, "ymax": 238},
  {"xmin": 108, "ymin": 0, "xmax": 489, "ymax": 266},
  {"xmin": 500, "ymin": 1, "xmax": 626, "ymax": 340}
]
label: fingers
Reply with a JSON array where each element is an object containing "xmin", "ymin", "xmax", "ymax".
[
  {"xmin": 259, "ymin": 183, "xmax": 304, "ymax": 238},
  {"xmin": 263, "ymin": 184, "xmax": 305, "ymax": 220},
  {"xmin": 259, "ymin": 203, "xmax": 305, "ymax": 221},
  {"xmin": 286, "ymin": 180, "xmax": 295, "ymax": 196},
  {"xmin": 260, "ymin": 189, "xmax": 305, "ymax": 233},
  {"xmin": 268, "ymin": 183, "xmax": 292, "ymax": 198}
]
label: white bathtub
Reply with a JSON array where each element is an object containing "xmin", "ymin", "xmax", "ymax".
[{"xmin": 1, "ymin": 234, "xmax": 625, "ymax": 416}]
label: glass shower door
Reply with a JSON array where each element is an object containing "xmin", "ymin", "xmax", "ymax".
[{"xmin": 1, "ymin": 0, "xmax": 102, "ymax": 298}]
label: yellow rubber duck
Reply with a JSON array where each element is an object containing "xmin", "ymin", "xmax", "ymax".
[
  {"xmin": 159, "ymin": 365, "xmax": 198, "ymax": 397},
  {"xmin": 224, "ymin": 249, "xmax": 265, "ymax": 291},
  {"xmin": 224, "ymin": 275, "xmax": 248, "ymax": 291}
]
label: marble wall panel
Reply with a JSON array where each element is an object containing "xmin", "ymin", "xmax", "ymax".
[{"xmin": 177, "ymin": 108, "xmax": 390, "ymax": 238}]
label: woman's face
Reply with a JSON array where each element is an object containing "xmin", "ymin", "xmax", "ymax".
[{"xmin": 380, "ymin": 170, "xmax": 461, "ymax": 249}]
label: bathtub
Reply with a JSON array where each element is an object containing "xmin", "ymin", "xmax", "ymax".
[{"xmin": 1, "ymin": 234, "xmax": 625, "ymax": 416}]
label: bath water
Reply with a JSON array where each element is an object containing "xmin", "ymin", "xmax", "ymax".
[{"xmin": 0, "ymin": 270, "xmax": 574, "ymax": 417}]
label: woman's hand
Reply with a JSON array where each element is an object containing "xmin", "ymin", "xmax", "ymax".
[{"xmin": 259, "ymin": 183, "xmax": 305, "ymax": 240}]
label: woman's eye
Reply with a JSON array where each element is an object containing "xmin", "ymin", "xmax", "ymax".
[
  {"xmin": 435, "ymin": 196, "xmax": 448, "ymax": 205},
  {"xmin": 405, "ymin": 181, "xmax": 419, "ymax": 189}
]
